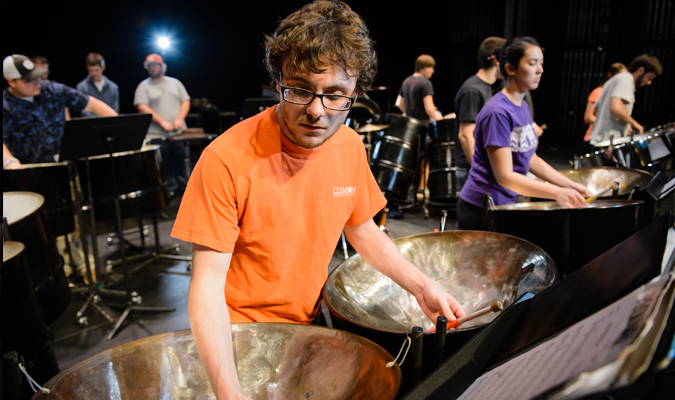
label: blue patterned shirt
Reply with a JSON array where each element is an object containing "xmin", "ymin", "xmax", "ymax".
[{"xmin": 3, "ymin": 81, "xmax": 90, "ymax": 163}]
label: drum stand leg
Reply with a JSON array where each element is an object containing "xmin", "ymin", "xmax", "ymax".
[
  {"xmin": 68, "ymin": 162, "xmax": 127, "ymax": 326},
  {"xmin": 126, "ymin": 212, "xmax": 192, "ymax": 276},
  {"xmin": 100, "ymin": 138, "xmax": 175, "ymax": 341}
]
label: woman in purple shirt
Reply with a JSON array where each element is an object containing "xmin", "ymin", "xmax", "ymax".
[{"xmin": 457, "ymin": 37, "xmax": 592, "ymax": 230}]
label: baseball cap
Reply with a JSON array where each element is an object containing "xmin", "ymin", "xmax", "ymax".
[
  {"xmin": 3, "ymin": 54, "xmax": 46, "ymax": 81},
  {"xmin": 144, "ymin": 54, "xmax": 166, "ymax": 69}
]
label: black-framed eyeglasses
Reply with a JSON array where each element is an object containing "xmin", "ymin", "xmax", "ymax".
[{"xmin": 279, "ymin": 72, "xmax": 356, "ymax": 111}]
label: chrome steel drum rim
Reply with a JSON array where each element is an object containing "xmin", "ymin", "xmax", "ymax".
[
  {"xmin": 324, "ymin": 230, "xmax": 556, "ymax": 335},
  {"xmin": 493, "ymin": 199, "xmax": 644, "ymax": 211},
  {"xmin": 78, "ymin": 144, "xmax": 160, "ymax": 161},
  {"xmin": 34, "ymin": 323, "xmax": 401, "ymax": 400},
  {"xmin": 542, "ymin": 167, "xmax": 653, "ymax": 197},
  {"xmin": 2, "ymin": 191, "xmax": 45, "ymax": 225},
  {"xmin": 2, "ymin": 241, "xmax": 25, "ymax": 263}
]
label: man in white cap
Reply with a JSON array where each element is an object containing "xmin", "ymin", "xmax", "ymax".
[
  {"xmin": 3, "ymin": 54, "xmax": 117, "ymax": 169},
  {"xmin": 133, "ymin": 53, "xmax": 191, "ymax": 196}
]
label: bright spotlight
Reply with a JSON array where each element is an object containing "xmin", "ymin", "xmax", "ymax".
[{"xmin": 157, "ymin": 37, "xmax": 171, "ymax": 49}]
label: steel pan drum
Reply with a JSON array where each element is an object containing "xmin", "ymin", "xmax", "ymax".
[
  {"xmin": 541, "ymin": 167, "xmax": 653, "ymax": 197},
  {"xmin": 76, "ymin": 145, "xmax": 168, "ymax": 221},
  {"xmin": 2, "ymin": 162, "xmax": 75, "ymax": 236},
  {"xmin": 32, "ymin": 324, "xmax": 400, "ymax": 400},
  {"xmin": 3, "ymin": 192, "xmax": 71, "ymax": 325},
  {"xmin": 428, "ymin": 119, "xmax": 455, "ymax": 143},
  {"xmin": 2, "ymin": 242, "xmax": 60, "ymax": 398},
  {"xmin": 487, "ymin": 200, "xmax": 645, "ymax": 276},
  {"xmin": 324, "ymin": 231, "xmax": 555, "ymax": 384},
  {"xmin": 370, "ymin": 115, "xmax": 426, "ymax": 200}
]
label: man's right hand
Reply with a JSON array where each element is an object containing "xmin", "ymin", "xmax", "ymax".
[
  {"xmin": 629, "ymin": 121, "xmax": 643, "ymax": 135},
  {"xmin": 160, "ymin": 120, "xmax": 175, "ymax": 132}
]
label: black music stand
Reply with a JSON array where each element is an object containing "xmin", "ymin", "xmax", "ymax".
[{"xmin": 60, "ymin": 114, "xmax": 175, "ymax": 339}]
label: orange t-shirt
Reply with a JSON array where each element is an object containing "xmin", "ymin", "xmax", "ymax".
[
  {"xmin": 171, "ymin": 106, "xmax": 386, "ymax": 324},
  {"xmin": 584, "ymin": 87, "xmax": 603, "ymax": 142}
]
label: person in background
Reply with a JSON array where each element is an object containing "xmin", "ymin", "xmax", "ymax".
[
  {"xmin": 396, "ymin": 54, "xmax": 443, "ymax": 123},
  {"xmin": 588, "ymin": 54, "xmax": 662, "ymax": 146},
  {"xmin": 457, "ymin": 37, "xmax": 592, "ymax": 230},
  {"xmin": 3, "ymin": 53, "xmax": 117, "ymax": 282},
  {"xmin": 76, "ymin": 52, "xmax": 119, "ymax": 117},
  {"xmin": 3, "ymin": 54, "xmax": 117, "ymax": 167},
  {"xmin": 396, "ymin": 54, "xmax": 443, "ymax": 198},
  {"xmin": 32, "ymin": 55, "xmax": 71, "ymax": 119},
  {"xmin": 454, "ymin": 36, "xmax": 506, "ymax": 191},
  {"xmin": 582, "ymin": 62, "xmax": 627, "ymax": 150},
  {"xmin": 133, "ymin": 53, "xmax": 191, "ymax": 196},
  {"xmin": 31, "ymin": 55, "xmax": 51, "ymax": 81}
]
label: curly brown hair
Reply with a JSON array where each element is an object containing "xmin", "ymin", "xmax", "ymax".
[{"xmin": 264, "ymin": 0, "xmax": 377, "ymax": 94}]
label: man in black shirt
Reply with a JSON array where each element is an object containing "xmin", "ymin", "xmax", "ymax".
[
  {"xmin": 454, "ymin": 37, "xmax": 506, "ymax": 189},
  {"xmin": 396, "ymin": 54, "xmax": 442, "ymax": 123}
]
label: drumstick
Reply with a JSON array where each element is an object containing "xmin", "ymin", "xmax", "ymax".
[
  {"xmin": 586, "ymin": 182, "xmax": 625, "ymax": 203},
  {"xmin": 426, "ymin": 301, "xmax": 503, "ymax": 332}
]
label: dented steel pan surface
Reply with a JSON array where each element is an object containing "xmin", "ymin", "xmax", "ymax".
[
  {"xmin": 550, "ymin": 167, "xmax": 653, "ymax": 197},
  {"xmin": 32, "ymin": 324, "xmax": 400, "ymax": 400},
  {"xmin": 323, "ymin": 231, "xmax": 556, "ymax": 377}
]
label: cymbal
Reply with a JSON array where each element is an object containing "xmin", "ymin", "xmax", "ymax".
[{"xmin": 355, "ymin": 123, "xmax": 390, "ymax": 133}]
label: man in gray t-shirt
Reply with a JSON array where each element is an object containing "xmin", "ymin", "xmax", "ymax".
[
  {"xmin": 589, "ymin": 54, "xmax": 662, "ymax": 146},
  {"xmin": 134, "ymin": 54, "xmax": 191, "ymax": 194}
]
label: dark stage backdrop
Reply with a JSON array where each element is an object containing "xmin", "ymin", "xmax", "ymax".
[{"xmin": 2, "ymin": 0, "xmax": 673, "ymax": 151}]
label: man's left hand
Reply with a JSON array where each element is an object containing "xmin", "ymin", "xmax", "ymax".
[
  {"xmin": 173, "ymin": 118, "xmax": 184, "ymax": 131},
  {"xmin": 414, "ymin": 280, "xmax": 466, "ymax": 325}
]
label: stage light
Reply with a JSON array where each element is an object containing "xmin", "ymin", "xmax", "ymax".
[{"xmin": 157, "ymin": 37, "xmax": 171, "ymax": 49}]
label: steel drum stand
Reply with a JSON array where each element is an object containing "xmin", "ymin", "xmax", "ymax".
[
  {"xmin": 67, "ymin": 161, "xmax": 127, "ymax": 326},
  {"xmin": 97, "ymin": 136, "xmax": 175, "ymax": 340}
]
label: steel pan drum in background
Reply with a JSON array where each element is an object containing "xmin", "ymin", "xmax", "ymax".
[
  {"xmin": 2, "ymin": 162, "xmax": 75, "ymax": 236},
  {"xmin": 428, "ymin": 141, "xmax": 458, "ymax": 201},
  {"xmin": 543, "ymin": 167, "xmax": 653, "ymax": 197},
  {"xmin": 32, "ymin": 324, "xmax": 401, "ymax": 400},
  {"xmin": 76, "ymin": 145, "xmax": 168, "ymax": 222},
  {"xmin": 428, "ymin": 119, "xmax": 455, "ymax": 143},
  {"xmin": 370, "ymin": 114, "xmax": 427, "ymax": 200},
  {"xmin": 573, "ymin": 150, "xmax": 609, "ymax": 169},
  {"xmin": 487, "ymin": 200, "xmax": 645, "ymax": 276},
  {"xmin": 324, "ymin": 231, "xmax": 556, "ymax": 385},
  {"xmin": 3, "ymin": 192, "xmax": 71, "ymax": 325},
  {"xmin": 2, "ymin": 242, "xmax": 60, "ymax": 397}
]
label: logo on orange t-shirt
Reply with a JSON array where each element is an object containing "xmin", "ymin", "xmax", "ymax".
[{"xmin": 333, "ymin": 186, "xmax": 356, "ymax": 197}]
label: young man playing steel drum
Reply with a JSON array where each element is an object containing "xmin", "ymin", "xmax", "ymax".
[
  {"xmin": 171, "ymin": 1, "xmax": 465, "ymax": 398},
  {"xmin": 588, "ymin": 54, "xmax": 662, "ymax": 146}
]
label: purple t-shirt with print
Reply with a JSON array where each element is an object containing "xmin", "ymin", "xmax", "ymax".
[{"xmin": 459, "ymin": 91, "xmax": 539, "ymax": 207}]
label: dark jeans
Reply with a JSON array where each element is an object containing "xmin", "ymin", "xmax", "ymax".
[
  {"xmin": 456, "ymin": 197, "xmax": 484, "ymax": 231},
  {"xmin": 150, "ymin": 138, "xmax": 186, "ymax": 194}
]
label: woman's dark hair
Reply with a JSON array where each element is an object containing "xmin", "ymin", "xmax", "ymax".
[{"xmin": 498, "ymin": 36, "xmax": 541, "ymax": 79}]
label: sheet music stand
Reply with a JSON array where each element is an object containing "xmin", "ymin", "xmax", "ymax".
[{"xmin": 60, "ymin": 114, "xmax": 175, "ymax": 339}]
